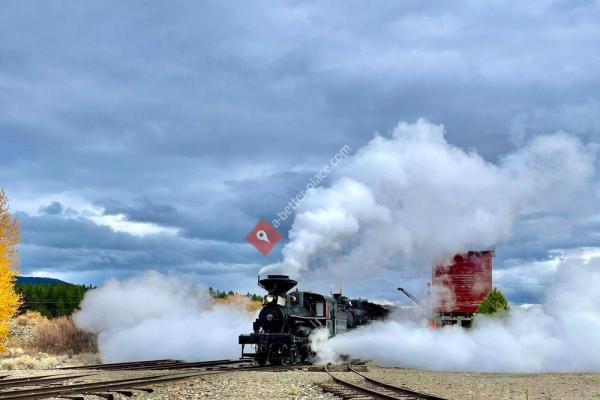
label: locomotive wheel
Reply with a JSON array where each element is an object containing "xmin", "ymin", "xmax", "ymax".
[
  {"xmin": 256, "ymin": 348, "xmax": 268, "ymax": 366},
  {"xmin": 256, "ymin": 354, "xmax": 268, "ymax": 366},
  {"xmin": 269, "ymin": 357, "xmax": 283, "ymax": 365},
  {"xmin": 278, "ymin": 345, "xmax": 289, "ymax": 365},
  {"xmin": 299, "ymin": 347, "xmax": 309, "ymax": 362},
  {"xmin": 289, "ymin": 344, "xmax": 298, "ymax": 365}
]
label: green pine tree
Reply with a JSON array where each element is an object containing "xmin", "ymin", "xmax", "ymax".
[{"xmin": 15, "ymin": 282, "xmax": 90, "ymax": 318}]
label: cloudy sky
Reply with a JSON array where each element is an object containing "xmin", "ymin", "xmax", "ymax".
[{"xmin": 1, "ymin": 1, "xmax": 599, "ymax": 304}]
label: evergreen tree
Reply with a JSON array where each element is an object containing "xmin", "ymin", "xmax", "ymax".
[{"xmin": 15, "ymin": 282, "xmax": 90, "ymax": 317}]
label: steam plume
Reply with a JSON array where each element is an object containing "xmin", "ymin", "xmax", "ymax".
[
  {"xmin": 310, "ymin": 249, "xmax": 600, "ymax": 372},
  {"xmin": 262, "ymin": 119, "xmax": 595, "ymax": 278},
  {"xmin": 263, "ymin": 119, "xmax": 598, "ymax": 372},
  {"xmin": 74, "ymin": 271, "xmax": 254, "ymax": 362}
]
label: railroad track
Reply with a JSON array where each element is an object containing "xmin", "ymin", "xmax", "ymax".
[
  {"xmin": 1, "ymin": 358, "xmax": 354, "ymax": 399},
  {"xmin": 59, "ymin": 358, "xmax": 180, "ymax": 370},
  {"xmin": 60, "ymin": 358, "xmax": 255, "ymax": 371},
  {"xmin": 0, "ymin": 374, "xmax": 90, "ymax": 390},
  {"xmin": 320, "ymin": 362, "xmax": 447, "ymax": 400},
  {"xmin": 0, "ymin": 359, "xmax": 266, "ymax": 400}
]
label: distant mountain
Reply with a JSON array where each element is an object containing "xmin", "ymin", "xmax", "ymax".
[{"xmin": 16, "ymin": 276, "xmax": 69, "ymax": 285}]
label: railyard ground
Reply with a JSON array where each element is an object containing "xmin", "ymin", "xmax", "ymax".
[
  {"xmin": 1, "ymin": 364, "xmax": 599, "ymax": 400},
  {"xmin": 2, "ymin": 317, "xmax": 599, "ymax": 399}
]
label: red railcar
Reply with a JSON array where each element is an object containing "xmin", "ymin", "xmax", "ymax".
[{"xmin": 431, "ymin": 250, "xmax": 493, "ymax": 327}]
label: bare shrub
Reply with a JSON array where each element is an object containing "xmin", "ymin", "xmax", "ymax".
[{"xmin": 33, "ymin": 316, "xmax": 96, "ymax": 355}]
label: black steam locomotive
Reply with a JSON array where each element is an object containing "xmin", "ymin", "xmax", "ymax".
[{"xmin": 239, "ymin": 274, "xmax": 388, "ymax": 365}]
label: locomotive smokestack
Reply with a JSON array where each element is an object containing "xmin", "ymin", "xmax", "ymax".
[{"xmin": 258, "ymin": 274, "xmax": 297, "ymax": 295}]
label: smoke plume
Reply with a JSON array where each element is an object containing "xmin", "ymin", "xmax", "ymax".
[
  {"xmin": 74, "ymin": 271, "xmax": 255, "ymax": 362},
  {"xmin": 262, "ymin": 119, "xmax": 595, "ymax": 278},
  {"xmin": 310, "ymin": 249, "xmax": 600, "ymax": 372}
]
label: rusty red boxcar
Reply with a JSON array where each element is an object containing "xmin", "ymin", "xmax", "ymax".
[{"xmin": 431, "ymin": 250, "xmax": 493, "ymax": 328}]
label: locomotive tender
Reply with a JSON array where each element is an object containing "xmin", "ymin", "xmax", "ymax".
[{"xmin": 239, "ymin": 274, "xmax": 388, "ymax": 365}]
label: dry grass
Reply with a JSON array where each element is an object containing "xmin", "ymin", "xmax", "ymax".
[
  {"xmin": 5, "ymin": 312, "xmax": 39, "ymax": 351},
  {"xmin": 33, "ymin": 316, "xmax": 96, "ymax": 355},
  {"xmin": 0, "ymin": 346, "xmax": 100, "ymax": 370},
  {"xmin": 1, "ymin": 312, "xmax": 99, "ymax": 370},
  {"xmin": 213, "ymin": 294, "xmax": 262, "ymax": 313},
  {"xmin": 15, "ymin": 311, "xmax": 44, "ymax": 326},
  {"xmin": 0, "ymin": 348, "xmax": 58, "ymax": 370}
]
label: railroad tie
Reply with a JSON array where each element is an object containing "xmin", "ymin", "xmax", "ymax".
[
  {"xmin": 88, "ymin": 393, "xmax": 114, "ymax": 400},
  {"xmin": 114, "ymin": 389, "xmax": 135, "ymax": 397},
  {"xmin": 132, "ymin": 387, "xmax": 154, "ymax": 393},
  {"xmin": 319, "ymin": 383, "xmax": 375, "ymax": 399}
]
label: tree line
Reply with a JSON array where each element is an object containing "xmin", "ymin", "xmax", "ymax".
[
  {"xmin": 15, "ymin": 284, "xmax": 263, "ymax": 319},
  {"xmin": 16, "ymin": 283, "xmax": 93, "ymax": 318},
  {"xmin": 208, "ymin": 287, "xmax": 263, "ymax": 302}
]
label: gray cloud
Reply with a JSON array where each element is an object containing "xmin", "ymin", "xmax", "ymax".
[
  {"xmin": 1, "ymin": 1, "xmax": 600, "ymax": 301},
  {"xmin": 39, "ymin": 201, "xmax": 64, "ymax": 216}
]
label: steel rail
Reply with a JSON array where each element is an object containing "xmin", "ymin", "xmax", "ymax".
[
  {"xmin": 59, "ymin": 358, "xmax": 254, "ymax": 371},
  {"xmin": 348, "ymin": 363, "xmax": 447, "ymax": 400},
  {"xmin": 323, "ymin": 363, "xmax": 447, "ymax": 400},
  {"xmin": 0, "ymin": 374, "xmax": 90, "ymax": 389},
  {"xmin": 58, "ymin": 359, "xmax": 180, "ymax": 370},
  {"xmin": 122, "ymin": 358, "xmax": 254, "ymax": 371},
  {"xmin": 0, "ymin": 372, "xmax": 206, "ymax": 400},
  {"xmin": 0, "ymin": 362, "xmax": 269, "ymax": 400},
  {"xmin": 324, "ymin": 363, "xmax": 403, "ymax": 400}
]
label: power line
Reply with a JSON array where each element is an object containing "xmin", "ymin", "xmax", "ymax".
[
  {"xmin": 21, "ymin": 301, "xmax": 82, "ymax": 304},
  {"xmin": 393, "ymin": 276, "xmax": 551, "ymax": 286}
]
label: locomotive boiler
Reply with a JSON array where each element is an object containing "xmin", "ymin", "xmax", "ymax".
[{"xmin": 239, "ymin": 274, "xmax": 388, "ymax": 365}]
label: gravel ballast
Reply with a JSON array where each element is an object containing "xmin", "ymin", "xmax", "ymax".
[
  {"xmin": 1, "ymin": 365, "xmax": 599, "ymax": 399},
  {"xmin": 129, "ymin": 366, "xmax": 600, "ymax": 400}
]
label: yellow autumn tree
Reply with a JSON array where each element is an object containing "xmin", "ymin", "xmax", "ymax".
[{"xmin": 0, "ymin": 189, "xmax": 20, "ymax": 352}]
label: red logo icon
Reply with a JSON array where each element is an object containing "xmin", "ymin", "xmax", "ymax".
[{"xmin": 246, "ymin": 219, "xmax": 282, "ymax": 256}]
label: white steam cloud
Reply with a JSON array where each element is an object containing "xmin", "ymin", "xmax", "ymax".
[
  {"xmin": 72, "ymin": 119, "xmax": 598, "ymax": 370},
  {"xmin": 310, "ymin": 249, "xmax": 600, "ymax": 372},
  {"xmin": 74, "ymin": 271, "xmax": 254, "ymax": 362},
  {"xmin": 261, "ymin": 118, "xmax": 598, "ymax": 372},
  {"xmin": 262, "ymin": 119, "xmax": 595, "ymax": 278}
]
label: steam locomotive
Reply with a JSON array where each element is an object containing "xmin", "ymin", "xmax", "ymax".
[{"xmin": 239, "ymin": 274, "xmax": 388, "ymax": 365}]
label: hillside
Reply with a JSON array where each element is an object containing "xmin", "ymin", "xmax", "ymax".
[
  {"xmin": 16, "ymin": 276, "xmax": 69, "ymax": 285},
  {"xmin": 15, "ymin": 277, "xmax": 92, "ymax": 318}
]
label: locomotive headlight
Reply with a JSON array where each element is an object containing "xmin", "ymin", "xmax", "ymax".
[{"xmin": 265, "ymin": 294, "xmax": 274, "ymax": 303}]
